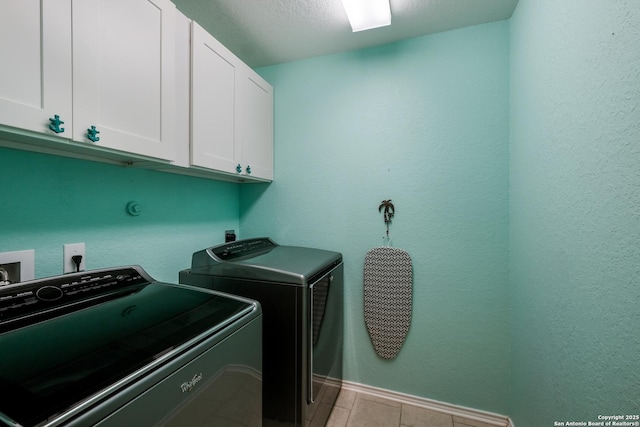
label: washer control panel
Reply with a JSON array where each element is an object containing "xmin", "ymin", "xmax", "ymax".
[{"xmin": 0, "ymin": 267, "xmax": 150, "ymax": 331}]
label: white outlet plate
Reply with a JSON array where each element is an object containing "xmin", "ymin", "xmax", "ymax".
[
  {"xmin": 0, "ymin": 250, "xmax": 35, "ymax": 283},
  {"xmin": 64, "ymin": 243, "xmax": 86, "ymax": 273}
]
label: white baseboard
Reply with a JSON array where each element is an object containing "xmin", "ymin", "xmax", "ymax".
[{"xmin": 341, "ymin": 380, "xmax": 511, "ymax": 427}]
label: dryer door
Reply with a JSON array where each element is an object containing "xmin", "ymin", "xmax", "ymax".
[{"xmin": 308, "ymin": 262, "xmax": 343, "ymax": 404}]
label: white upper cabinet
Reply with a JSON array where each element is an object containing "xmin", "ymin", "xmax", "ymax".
[
  {"xmin": 0, "ymin": 0, "xmax": 73, "ymax": 138},
  {"xmin": 237, "ymin": 68, "xmax": 274, "ymax": 181},
  {"xmin": 0, "ymin": 1, "xmax": 271, "ymax": 182},
  {"xmin": 72, "ymin": 0, "xmax": 176, "ymax": 161},
  {"xmin": 190, "ymin": 21, "xmax": 273, "ymax": 181},
  {"xmin": 190, "ymin": 21, "xmax": 240, "ymax": 174}
]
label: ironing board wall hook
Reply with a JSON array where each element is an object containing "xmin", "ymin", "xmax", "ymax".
[{"xmin": 378, "ymin": 199, "xmax": 395, "ymax": 246}]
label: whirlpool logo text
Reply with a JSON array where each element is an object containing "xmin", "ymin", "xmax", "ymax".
[{"xmin": 180, "ymin": 373, "xmax": 203, "ymax": 393}]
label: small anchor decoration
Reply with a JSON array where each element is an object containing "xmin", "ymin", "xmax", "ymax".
[
  {"xmin": 48, "ymin": 115, "xmax": 65, "ymax": 134},
  {"xmin": 87, "ymin": 125, "xmax": 100, "ymax": 142}
]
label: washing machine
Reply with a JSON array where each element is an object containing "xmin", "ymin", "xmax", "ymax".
[
  {"xmin": 179, "ymin": 238, "xmax": 343, "ymax": 427},
  {"xmin": 0, "ymin": 266, "xmax": 262, "ymax": 427}
]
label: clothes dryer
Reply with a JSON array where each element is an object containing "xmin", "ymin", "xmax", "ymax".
[{"xmin": 180, "ymin": 238, "xmax": 343, "ymax": 427}]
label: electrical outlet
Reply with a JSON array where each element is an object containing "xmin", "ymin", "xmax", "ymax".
[
  {"xmin": 0, "ymin": 250, "xmax": 35, "ymax": 284},
  {"xmin": 64, "ymin": 243, "xmax": 86, "ymax": 273}
]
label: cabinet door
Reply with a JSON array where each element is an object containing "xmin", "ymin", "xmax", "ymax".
[
  {"xmin": 0, "ymin": 0, "xmax": 72, "ymax": 137},
  {"xmin": 237, "ymin": 68, "xmax": 274, "ymax": 181},
  {"xmin": 190, "ymin": 21, "xmax": 240, "ymax": 174},
  {"xmin": 72, "ymin": 0, "xmax": 176, "ymax": 161},
  {"xmin": 172, "ymin": 10, "xmax": 191, "ymax": 168}
]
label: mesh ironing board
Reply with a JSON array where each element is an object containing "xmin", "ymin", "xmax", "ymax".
[{"xmin": 363, "ymin": 247, "xmax": 413, "ymax": 359}]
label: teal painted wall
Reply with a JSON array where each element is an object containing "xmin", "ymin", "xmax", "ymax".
[
  {"xmin": 0, "ymin": 147, "xmax": 239, "ymax": 282},
  {"xmin": 6, "ymin": 3, "xmax": 636, "ymax": 419},
  {"xmin": 240, "ymin": 22, "xmax": 511, "ymax": 413},
  {"xmin": 509, "ymin": 0, "xmax": 640, "ymax": 425}
]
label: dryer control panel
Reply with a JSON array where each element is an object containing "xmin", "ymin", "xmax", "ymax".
[{"xmin": 209, "ymin": 237, "xmax": 277, "ymax": 261}]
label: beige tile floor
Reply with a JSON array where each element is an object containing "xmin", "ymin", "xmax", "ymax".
[{"xmin": 326, "ymin": 389, "xmax": 503, "ymax": 427}]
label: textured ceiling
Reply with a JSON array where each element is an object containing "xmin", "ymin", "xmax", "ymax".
[{"xmin": 171, "ymin": 0, "xmax": 519, "ymax": 68}]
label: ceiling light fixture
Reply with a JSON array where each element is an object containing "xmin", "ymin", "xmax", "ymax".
[{"xmin": 341, "ymin": 0, "xmax": 391, "ymax": 32}]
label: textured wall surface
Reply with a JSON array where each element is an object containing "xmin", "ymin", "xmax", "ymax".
[
  {"xmin": 0, "ymin": 147, "xmax": 239, "ymax": 282},
  {"xmin": 7, "ymin": 2, "xmax": 636, "ymax": 418},
  {"xmin": 509, "ymin": 0, "xmax": 640, "ymax": 424},
  {"xmin": 241, "ymin": 22, "xmax": 511, "ymax": 414}
]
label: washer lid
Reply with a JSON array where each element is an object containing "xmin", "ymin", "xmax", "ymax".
[
  {"xmin": 190, "ymin": 238, "xmax": 342, "ymax": 284},
  {"xmin": 0, "ymin": 267, "xmax": 256, "ymax": 427}
]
